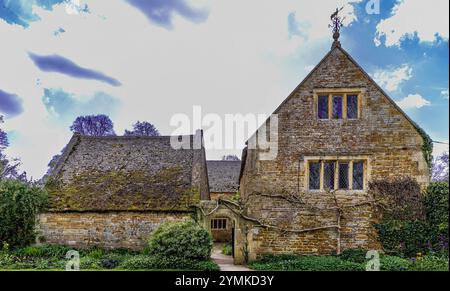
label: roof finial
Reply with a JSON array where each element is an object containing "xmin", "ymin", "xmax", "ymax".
[{"xmin": 329, "ymin": 6, "xmax": 345, "ymax": 48}]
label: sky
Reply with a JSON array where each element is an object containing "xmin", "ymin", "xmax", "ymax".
[{"xmin": 0, "ymin": 0, "xmax": 449, "ymax": 179}]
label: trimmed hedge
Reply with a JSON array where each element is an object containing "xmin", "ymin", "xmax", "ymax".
[{"xmin": 147, "ymin": 220, "xmax": 213, "ymax": 260}]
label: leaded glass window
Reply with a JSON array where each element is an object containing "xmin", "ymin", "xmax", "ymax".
[
  {"xmin": 353, "ymin": 161, "xmax": 364, "ymax": 190},
  {"xmin": 211, "ymin": 218, "xmax": 227, "ymax": 229},
  {"xmin": 309, "ymin": 162, "xmax": 321, "ymax": 190},
  {"xmin": 318, "ymin": 95, "xmax": 329, "ymax": 119},
  {"xmin": 338, "ymin": 163, "xmax": 349, "ymax": 189},
  {"xmin": 347, "ymin": 95, "xmax": 358, "ymax": 119},
  {"xmin": 332, "ymin": 96, "xmax": 343, "ymax": 119},
  {"xmin": 324, "ymin": 161, "xmax": 335, "ymax": 190}
]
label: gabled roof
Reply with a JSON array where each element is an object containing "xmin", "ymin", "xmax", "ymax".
[
  {"xmin": 207, "ymin": 160, "xmax": 241, "ymax": 193},
  {"xmin": 240, "ymin": 43, "xmax": 429, "ymax": 182},
  {"xmin": 271, "ymin": 44, "xmax": 425, "ymax": 134},
  {"xmin": 46, "ymin": 133, "xmax": 207, "ymax": 212}
]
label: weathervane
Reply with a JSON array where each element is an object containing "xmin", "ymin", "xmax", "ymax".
[{"xmin": 329, "ymin": 6, "xmax": 345, "ymax": 46}]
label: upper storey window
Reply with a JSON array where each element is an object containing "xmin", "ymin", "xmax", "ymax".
[{"xmin": 316, "ymin": 91, "xmax": 361, "ymax": 120}]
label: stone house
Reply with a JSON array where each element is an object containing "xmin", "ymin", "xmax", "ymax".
[
  {"xmin": 232, "ymin": 40, "xmax": 430, "ymax": 263},
  {"xmin": 38, "ymin": 131, "xmax": 209, "ymax": 249},
  {"xmin": 39, "ymin": 39, "xmax": 430, "ymax": 265}
]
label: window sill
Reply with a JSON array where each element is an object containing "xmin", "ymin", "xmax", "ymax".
[{"xmin": 306, "ymin": 189, "xmax": 366, "ymax": 194}]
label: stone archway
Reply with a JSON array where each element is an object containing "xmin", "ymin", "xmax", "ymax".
[{"xmin": 197, "ymin": 200, "xmax": 247, "ymax": 265}]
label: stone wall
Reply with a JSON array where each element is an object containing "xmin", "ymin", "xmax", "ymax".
[
  {"xmin": 37, "ymin": 212, "xmax": 190, "ymax": 250},
  {"xmin": 239, "ymin": 46, "xmax": 430, "ymax": 261}
]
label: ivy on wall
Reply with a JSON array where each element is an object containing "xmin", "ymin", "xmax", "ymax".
[{"xmin": 417, "ymin": 126, "xmax": 433, "ymax": 169}]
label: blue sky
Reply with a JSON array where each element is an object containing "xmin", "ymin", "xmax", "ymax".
[{"xmin": 0, "ymin": 0, "xmax": 448, "ymax": 178}]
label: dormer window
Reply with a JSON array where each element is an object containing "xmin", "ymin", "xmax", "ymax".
[{"xmin": 315, "ymin": 90, "xmax": 362, "ymax": 120}]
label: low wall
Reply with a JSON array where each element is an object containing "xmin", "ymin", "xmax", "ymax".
[{"xmin": 37, "ymin": 211, "xmax": 190, "ymax": 249}]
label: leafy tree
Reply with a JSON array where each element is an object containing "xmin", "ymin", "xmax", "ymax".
[
  {"xmin": 0, "ymin": 116, "xmax": 25, "ymax": 181},
  {"xmin": 222, "ymin": 155, "xmax": 240, "ymax": 161},
  {"xmin": 432, "ymin": 152, "xmax": 449, "ymax": 182},
  {"xmin": 70, "ymin": 114, "xmax": 115, "ymax": 136},
  {"xmin": 0, "ymin": 179, "xmax": 47, "ymax": 248},
  {"xmin": 124, "ymin": 121, "xmax": 160, "ymax": 136},
  {"xmin": 0, "ymin": 154, "xmax": 23, "ymax": 181}
]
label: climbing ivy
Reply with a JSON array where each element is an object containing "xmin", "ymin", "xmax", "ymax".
[{"xmin": 417, "ymin": 126, "xmax": 433, "ymax": 169}]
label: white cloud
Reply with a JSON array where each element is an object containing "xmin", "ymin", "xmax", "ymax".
[
  {"xmin": 375, "ymin": 0, "xmax": 449, "ymax": 47},
  {"xmin": 441, "ymin": 89, "xmax": 449, "ymax": 99},
  {"xmin": 396, "ymin": 94, "xmax": 431, "ymax": 109},
  {"xmin": 0, "ymin": 0, "xmax": 363, "ymax": 178},
  {"xmin": 433, "ymin": 140, "xmax": 449, "ymax": 159},
  {"xmin": 372, "ymin": 64, "xmax": 412, "ymax": 92}
]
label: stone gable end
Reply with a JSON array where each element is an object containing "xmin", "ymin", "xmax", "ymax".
[{"xmin": 238, "ymin": 46, "xmax": 430, "ymax": 260}]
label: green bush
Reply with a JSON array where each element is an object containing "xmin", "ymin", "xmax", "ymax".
[
  {"xmin": 375, "ymin": 220, "xmax": 431, "ymax": 257},
  {"xmin": 0, "ymin": 180, "xmax": 47, "ymax": 248},
  {"xmin": 100, "ymin": 257, "xmax": 121, "ymax": 269},
  {"xmin": 410, "ymin": 256, "xmax": 449, "ymax": 271},
  {"xmin": 14, "ymin": 244, "xmax": 70, "ymax": 259},
  {"xmin": 249, "ymin": 255, "xmax": 364, "ymax": 271},
  {"xmin": 84, "ymin": 248, "xmax": 104, "ymax": 259},
  {"xmin": 222, "ymin": 243, "xmax": 232, "ymax": 256},
  {"xmin": 119, "ymin": 255, "xmax": 219, "ymax": 271},
  {"xmin": 375, "ymin": 182, "xmax": 449, "ymax": 258},
  {"xmin": 424, "ymin": 182, "xmax": 449, "ymax": 255},
  {"xmin": 147, "ymin": 220, "xmax": 213, "ymax": 260},
  {"xmin": 424, "ymin": 182, "xmax": 449, "ymax": 226},
  {"xmin": 79, "ymin": 256, "xmax": 102, "ymax": 270},
  {"xmin": 380, "ymin": 256, "xmax": 412, "ymax": 271},
  {"xmin": 0, "ymin": 251, "xmax": 15, "ymax": 268},
  {"xmin": 338, "ymin": 249, "xmax": 368, "ymax": 263}
]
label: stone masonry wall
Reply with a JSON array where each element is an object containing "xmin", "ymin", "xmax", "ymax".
[
  {"xmin": 239, "ymin": 47, "xmax": 430, "ymax": 261},
  {"xmin": 37, "ymin": 212, "xmax": 190, "ymax": 250}
]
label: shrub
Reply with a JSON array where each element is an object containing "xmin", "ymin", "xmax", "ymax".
[
  {"xmin": 338, "ymin": 249, "xmax": 368, "ymax": 264},
  {"xmin": 80, "ymin": 256, "xmax": 102, "ymax": 270},
  {"xmin": 14, "ymin": 244, "xmax": 70, "ymax": 259},
  {"xmin": 85, "ymin": 248, "xmax": 104, "ymax": 259},
  {"xmin": 424, "ymin": 182, "xmax": 449, "ymax": 255},
  {"xmin": 375, "ymin": 220, "xmax": 430, "ymax": 257},
  {"xmin": 119, "ymin": 255, "xmax": 219, "ymax": 271},
  {"xmin": 380, "ymin": 256, "xmax": 412, "ymax": 271},
  {"xmin": 35, "ymin": 258, "xmax": 64, "ymax": 270},
  {"xmin": 410, "ymin": 256, "xmax": 449, "ymax": 271},
  {"xmin": 147, "ymin": 220, "xmax": 213, "ymax": 260},
  {"xmin": 0, "ymin": 180, "xmax": 47, "ymax": 248},
  {"xmin": 0, "ymin": 252, "xmax": 15, "ymax": 268},
  {"xmin": 222, "ymin": 243, "xmax": 232, "ymax": 256},
  {"xmin": 100, "ymin": 257, "xmax": 121, "ymax": 269},
  {"xmin": 249, "ymin": 255, "xmax": 364, "ymax": 271}
]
